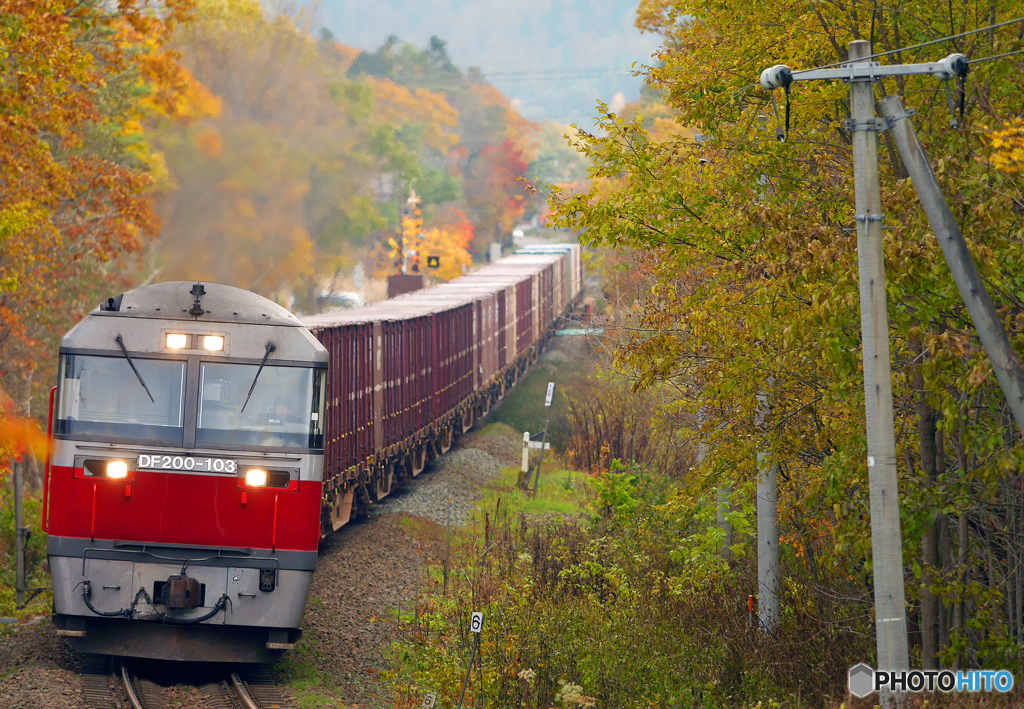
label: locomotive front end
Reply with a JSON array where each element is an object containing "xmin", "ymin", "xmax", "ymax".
[{"xmin": 46, "ymin": 282, "xmax": 327, "ymax": 662}]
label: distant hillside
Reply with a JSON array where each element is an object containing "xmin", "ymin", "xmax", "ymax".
[{"xmin": 309, "ymin": 0, "xmax": 658, "ymax": 124}]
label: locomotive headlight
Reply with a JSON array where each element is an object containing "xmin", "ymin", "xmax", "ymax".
[
  {"xmin": 244, "ymin": 468, "xmax": 268, "ymax": 487},
  {"xmin": 106, "ymin": 460, "xmax": 129, "ymax": 479},
  {"xmin": 202, "ymin": 335, "xmax": 224, "ymax": 351},
  {"xmin": 166, "ymin": 333, "xmax": 189, "ymax": 349}
]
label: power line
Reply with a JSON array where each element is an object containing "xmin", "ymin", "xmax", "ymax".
[
  {"xmin": 485, "ymin": 65, "xmax": 626, "ymax": 78},
  {"xmin": 969, "ymin": 47, "xmax": 1024, "ymax": 64},
  {"xmin": 792, "ymin": 16, "xmax": 1024, "ymax": 76},
  {"xmin": 495, "ymin": 71, "xmax": 635, "ymax": 83}
]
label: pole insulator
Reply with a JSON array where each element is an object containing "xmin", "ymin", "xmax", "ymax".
[{"xmin": 759, "ymin": 64, "xmax": 792, "ymax": 90}]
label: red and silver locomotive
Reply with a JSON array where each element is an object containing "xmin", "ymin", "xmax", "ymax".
[
  {"xmin": 43, "ymin": 244, "xmax": 583, "ymax": 663},
  {"xmin": 45, "ymin": 282, "xmax": 326, "ymax": 662}
]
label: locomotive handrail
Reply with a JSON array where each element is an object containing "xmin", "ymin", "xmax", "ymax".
[
  {"xmin": 81, "ymin": 546, "xmax": 280, "ymax": 576},
  {"xmin": 112, "ymin": 540, "xmax": 254, "ymax": 555},
  {"xmin": 41, "ymin": 386, "xmax": 56, "ymax": 533}
]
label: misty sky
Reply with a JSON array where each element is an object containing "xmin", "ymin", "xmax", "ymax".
[{"xmin": 307, "ymin": 0, "xmax": 659, "ymax": 125}]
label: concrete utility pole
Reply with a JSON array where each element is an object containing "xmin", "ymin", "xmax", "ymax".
[
  {"xmin": 757, "ymin": 41, "xmax": 989, "ymax": 686},
  {"xmin": 880, "ymin": 95, "xmax": 1024, "ymax": 437},
  {"xmin": 755, "ymin": 391, "xmax": 779, "ymax": 630},
  {"xmin": 847, "ymin": 41, "xmax": 910, "ymax": 679},
  {"xmin": 761, "ymin": 41, "xmax": 1021, "ymax": 700}
]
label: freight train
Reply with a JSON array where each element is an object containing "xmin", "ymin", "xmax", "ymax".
[{"xmin": 43, "ymin": 244, "xmax": 582, "ymax": 662}]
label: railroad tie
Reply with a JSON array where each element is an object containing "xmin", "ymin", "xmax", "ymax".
[
  {"xmin": 80, "ymin": 654, "xmax": 118, "ymax": 709},
  {"xmin": 242, "ymin": 668, "xmax": 292, "ymax": 709},
  {"xmin": 198, "ymin": 681, "xmax": 236, "ymax": 709}
]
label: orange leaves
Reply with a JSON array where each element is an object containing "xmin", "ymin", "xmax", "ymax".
[
  {"xmin": 0, "ymin": 415, "xmax": 48, "ymax": 463},
  {"xmin": 0, "ymin": 0, "xmax": 197, "ymax": 409},
  {"xmin": 435, "ymin": 207, "xmax": 475, "ymax": 251},
  {"xmin": 196, "ymin": 129, "xmax": 224, "ymax": 158},
  {"xmin": 465, "ymin": 138, "xmax": 531, "ymax": 239},
  {"xmin": 470, "ymin": 84, "xmax": 538, "ymax": 162},
  {"xmin": 368, "ymin": 77, "xmax": 459, "ymax": 153}
]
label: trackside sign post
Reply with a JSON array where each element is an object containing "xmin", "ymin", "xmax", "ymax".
[
  {"xmin": 456, "ymin": 612, "xmax": 484, "ymax": 708},
  {"xmin": 529, "ymin": 383, "xmax": 556, "ymax": 495}
]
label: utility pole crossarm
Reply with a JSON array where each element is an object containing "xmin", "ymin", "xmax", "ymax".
[{"xmin": 760, "ymin": 54, "xmax": 967, "ymax": 90}]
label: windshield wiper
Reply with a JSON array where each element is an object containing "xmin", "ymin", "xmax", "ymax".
[
  {"xmin": 115, "ymin": 335, "xmax": 155, "ymax": 403},
  {"xmin": 240, "ymin": 343, "xmax": 276, "ymax": 413}
]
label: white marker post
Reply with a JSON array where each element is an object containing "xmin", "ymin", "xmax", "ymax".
[
  {"xmin": 522, "ymin": 431, "xmax": 551, "ymax": 477},
  {"xmin": 457, "ymin": 612, "xmax": 485, "ymax": 708}
]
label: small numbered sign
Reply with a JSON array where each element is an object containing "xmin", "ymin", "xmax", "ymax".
[
  {"xmin": 544, "ymin": 382, "xmax": 555, "ymax": 407},
  {"xmin": 421, "ymin": 693, "xmax": 437, "ymax": 708},
  {"xmin": 470, "ymin": 611, "xmax": 485, "ymax": 633}
]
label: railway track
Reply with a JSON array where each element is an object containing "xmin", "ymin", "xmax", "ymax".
[{"xmin": 81, "ymin": 655, "xmax": 291, "ymax": 709}]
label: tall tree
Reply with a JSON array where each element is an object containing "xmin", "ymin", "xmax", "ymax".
[
  {"xmin": 0, "ymin": 0, "xmax": 201, "ymax": 426},
  {"xmin": 551, "ymin": 0, "xmax": 1024, "ymax": 669}
]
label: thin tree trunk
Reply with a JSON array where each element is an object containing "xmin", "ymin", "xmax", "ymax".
[
  {"xmin": 938, "ymin": 515, "xmax": 952, "ymax": 660},
  {"xmin": 953, "ymin": 511, "xmax": 968, "ymax": 670}
]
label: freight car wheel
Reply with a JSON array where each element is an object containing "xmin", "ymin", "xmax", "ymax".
[{"xmin": 460, "ymin": 407, "xmax": 474, "ymax": 434}]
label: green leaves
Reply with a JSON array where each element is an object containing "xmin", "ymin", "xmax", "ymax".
[{"xmin": 549, "ymin": 0, "xmax": 1024, "ymax": 669}]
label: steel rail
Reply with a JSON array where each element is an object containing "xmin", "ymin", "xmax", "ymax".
[
  {"xmin": 121, "ymin": 663, "xmax": 144, "ymax": 709},
  {"xmin": 230, "ymin": 672, "xmax": 262, "ymax": 709}
]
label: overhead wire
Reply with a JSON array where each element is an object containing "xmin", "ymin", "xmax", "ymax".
[
  {"xmin": 485, "ymin": 65, "xmax": 626, "ymax": 78},
  {"xmin": 496, "ymin": 71, "xmax": 635, "ymax": 83},
  {"xmin": 968, "ymin": 48, "xmax": 1024, "ymax": 64}
]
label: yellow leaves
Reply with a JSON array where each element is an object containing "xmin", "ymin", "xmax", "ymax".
[
  {"xmin": 407, "ymin": 226, "xmax": 473, "ymax": 282},
  {"xmin": 170, "ymin": 72, "xmax": 222, "ymax": 122},
  {"xmin": 987, "ymin": 118, "xmax": 1024, "ymax": 175},
  {"xmin": 368, "ymin": 77, "xmax": 459, "ymax": 153}
]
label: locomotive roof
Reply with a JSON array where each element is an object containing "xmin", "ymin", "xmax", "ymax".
[{"xmin": 94, "ymin": 281, "xmax": 303, "ymax": 327}]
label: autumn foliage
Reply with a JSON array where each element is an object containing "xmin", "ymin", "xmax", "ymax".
[
  {"xmin": 1, "ymin": 0, "xmax": 546, "ymax": 432},
  {"xmin": 550, "ymin": 0, "xmax": 1024, "ymax": 673},
  {"xmin": 0, "ymin": 0, "xmax": 205, "ymax": 446}
]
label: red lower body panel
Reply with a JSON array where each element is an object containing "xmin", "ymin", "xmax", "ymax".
[{"xmin": 47, "ymin": 465, "xmax": 322, "ymax": 552}]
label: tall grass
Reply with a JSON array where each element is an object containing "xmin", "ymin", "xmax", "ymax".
[{"xmin": 387, "ymin": 466, "xmax": 878, "ymax": 708}]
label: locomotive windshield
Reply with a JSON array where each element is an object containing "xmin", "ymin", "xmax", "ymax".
[
  {"xmin": 197, "ymin": 363, "xmax": 325, "ymax": 449},
  {"xmin": 56, "ymin": 355, "xmax": 186, "ymax": 444}
]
